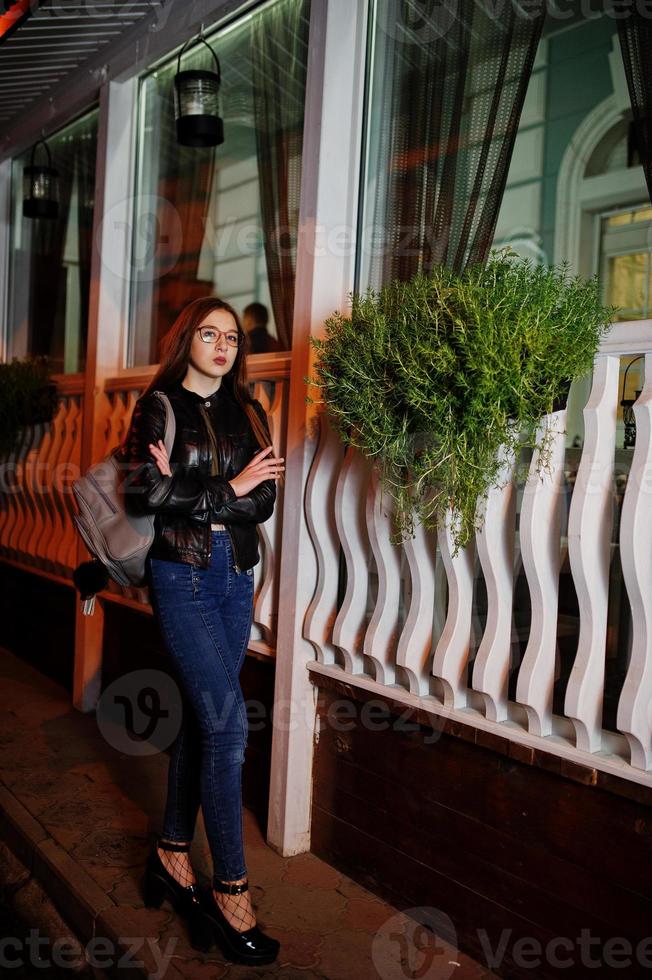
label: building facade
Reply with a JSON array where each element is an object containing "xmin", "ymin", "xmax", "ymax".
[{"xmin": 1, "ymin": 2, "xmax": 652, "ymax": 975}]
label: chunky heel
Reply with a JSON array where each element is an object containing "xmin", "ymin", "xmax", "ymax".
[
  {"xmin": 142, "ymin": 870, "xmax": 167, "ymax": 909},
  {"xmin": 188, "ymin": 916, "xmax": 215, "ymax": 954},
  {"xmin": 200, "ymin": 879, "xmax": 280, "ymax": 965},
  {"xmin": 141, "ymin": 838, "xmax": 207, "ymax": 949}
]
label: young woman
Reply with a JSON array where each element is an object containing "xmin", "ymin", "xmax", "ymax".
[{"xmin": 122, "ymin": 296, "xmax": 285, "ymax": 965}]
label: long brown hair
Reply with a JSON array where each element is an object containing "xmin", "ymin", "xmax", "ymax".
[{"xmin": 142, "ymin": 296, "xmax": 272, "ymax": 453}]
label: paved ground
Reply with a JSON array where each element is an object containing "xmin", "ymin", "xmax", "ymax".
[{"xmin": 0, "ymin": 647, "xmax": 495, "ymax": 979}]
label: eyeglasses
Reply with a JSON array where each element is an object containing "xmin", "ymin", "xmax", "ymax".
[{"xmin": 197, "ymin": 326, "xmax": 240, "ymax": 347}]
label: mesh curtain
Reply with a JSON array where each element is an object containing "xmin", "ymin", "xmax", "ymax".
[
  {"xmin": 250, "ymin": 0, "xmax": 311, "ymax": 350},
  {"xmin": 370, "ymin": 0, "xmax": 546, "ymax": 284},
  {"xmin": 615, "ymin": 5, "xmax": 652, "ymax": 204}
]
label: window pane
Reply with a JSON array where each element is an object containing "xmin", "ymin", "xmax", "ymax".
[
  {"xmin": 605, "ymin": 252, "xmax": 648, "ymax": 320},
  {"xmin": 128, "ymin": 0, "xmax": 310, "ymax": 366},
  {"xmin": 8, "ymin": 107, "xmax": 98, "ymax": 375},
  {"xmin": 599, "ymin": 207, "xmax": 652, "ymax": 321}
]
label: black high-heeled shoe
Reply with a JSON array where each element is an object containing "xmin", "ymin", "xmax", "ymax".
[
  {"xmin": 197, "ymin": 878, "xmax": 280, "ymax": 965},
  {"xmin": 141, "ymin": 838, "xmax": 212, "ymax": 951}
]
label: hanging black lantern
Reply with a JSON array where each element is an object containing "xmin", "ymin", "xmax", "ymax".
[
  {"xmin": 174, "ymin": 35, "xmax": 224, "ymax": 147},
  {"xmin": 621, "ymin": 394, "xmax": 641, "ymax": 449},
  {"xmin": 23, "ymin": 138, "xmax": 59, "ymax": 219},
  {"xmin": 620, "ymin": 355, "xmax": 644, "ymax": 450}
]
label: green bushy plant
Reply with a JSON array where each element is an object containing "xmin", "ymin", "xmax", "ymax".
[
  {"xmin": 306, "ymin": 249, "xmax": 616, "ymax": 552},
  {"xmin": 0, "ymin": 355, "xmax": 58, "ymax": 456}
]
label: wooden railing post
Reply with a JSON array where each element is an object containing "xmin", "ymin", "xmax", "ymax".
[{"xmin": 73, "ymin": 77, "xmax": 138, "ymax": 712}]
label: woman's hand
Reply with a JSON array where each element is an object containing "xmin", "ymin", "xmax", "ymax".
[
  {"xmin": 229, "ymin": 445, "xmax": 284, "ymax": 497},
  {"xmin": 149, "ymin": 439, "xmax": 172, "ymax": 477}
]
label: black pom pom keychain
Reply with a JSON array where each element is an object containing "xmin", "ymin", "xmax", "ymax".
[{"xmin": 72, "ymin": 559, "xmax": 110, "ymax": 616}]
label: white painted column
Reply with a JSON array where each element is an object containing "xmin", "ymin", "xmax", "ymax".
[
  {"xmin": 267, "ymin": 0, "xmax": 369, "ymax": 857},
  {"xmin": 73, "ymin": 77, "xmax": 139, "ymax": 712}
]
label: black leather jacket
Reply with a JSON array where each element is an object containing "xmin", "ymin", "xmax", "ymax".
[{"xmin": 121, "ymin": 377, "xmax": 276, "ymax": 573}]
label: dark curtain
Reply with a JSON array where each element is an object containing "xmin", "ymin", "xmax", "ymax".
[
  {"xmin": 615, "ymin": 6, "xmax": 652, "ymax": 203},
  {"xmin": 250, "ymin": 0, "xmax": 311, "ymax": 350},
  {"xmin": 26, "ymin": 115, "xmax": 98, "ymax": 374},
  {"xmin": 376, "ymin": 0, "xmax": 546, "ymax": 282},
  {"xmin": 28, "ymin": 155, "xmax": 74, "ymax": 373},
  {"xmin": 75, "ymin": 122, "xmax": 98, "ymax": 372}
]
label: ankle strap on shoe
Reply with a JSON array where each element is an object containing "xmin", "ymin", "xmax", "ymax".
[
  {"xmin": 213, "ymin": 879, "xmax": 249, "ymax": 895},
  {"xmin": 157, "ymin": 839, "xmax": 191, "ymax": 852}
]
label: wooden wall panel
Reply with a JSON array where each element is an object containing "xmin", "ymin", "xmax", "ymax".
[{"xmin": 311, "ymin": 678, "xmax": 652, "ymax": 980}]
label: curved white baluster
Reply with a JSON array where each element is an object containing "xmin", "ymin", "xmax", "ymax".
[
  {"xmin": 516, "ymin": 410, "xmax": 567, "ymax": 736},
  {"xmin": 431, "ymin": 512, "xmax": 475, "ymax": 707},
  {"xmin": 332, "ymin": 445, "xmax": 370, "ymax": 674},
  {"xmin": 303, "ymin": 411, "xmax": 343, "ymax": 664},
  {"xmin": 617, "ymin": 355, "xmax": 652, "ymax": 769},
  {"xmin": 104, "ymin": 391, "xmax": 126, "ymax": 455},
  {"xmin": 565, "ymin": 355, "xmax": 619, "ymax": 752},
  {"xmin": 14, "ymin": 423, "xmax": 43, "ymax": 564},
  {"xmin": 16, "ymin": 421, "xmax": 41, "ymax": 563},
  {"xmin": 53, "ymin": 397, "xmax": 77, "ymax": 572},
  {"xmin": 472, "ymin": 442, "xmax": 517, "ymax": 721},
  {"xmin": 43, "ymin": 400, "xmax": 67, "ymax": 569},
  {"xmin": 396, "ymin": 519, "xmax": 437, "ymax": 694},
  {"xmin": 5, "ymin": 423, "xmax": 31, "ymax": 560},
  {"xmin": 63, "ymin": 396, "xmax": 83, "ymax": 572},
  {"xmin": 116, "ymin": 391, "xmax": 142, "ymax": 600},
  {"xmin": 26, "ymin": 418, "xmax": 53, "ymax": 563},
  {"xmin": 364, "ymin": 468, "xmax": 401, "ymax": 685}
]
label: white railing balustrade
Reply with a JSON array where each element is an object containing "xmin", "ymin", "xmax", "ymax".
[
  {"xmin": 0, "ymin": 358, "xmax": 289, "ymax": 659},
  {"xmin": 0, "ymin": 375, "xmax": 84, "ymax": 578},
  {"xmin": 304, "ymin": 320, "xmax": 652, "ymax": 785}
]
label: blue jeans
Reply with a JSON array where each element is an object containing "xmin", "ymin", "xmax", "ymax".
[{"xmin": 147, "ymin": 529, "xmax": 255, "ymax": 884}]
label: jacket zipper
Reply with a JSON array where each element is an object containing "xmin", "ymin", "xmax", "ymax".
[
  {"xmin": 226, "ymin": 524, "xmax": 241, "ymax": 573},
  {"xmin": 205, "ymin": 521, "xmax": 241, "ymax": 572}
]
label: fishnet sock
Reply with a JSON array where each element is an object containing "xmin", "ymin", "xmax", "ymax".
[
  {"xmin": 157, "ymin": 840, "xmax": 196, "ymax": 888},
  {"xmin": 213, "ymin": 877, "xmax": 256, "ymax": 932}
]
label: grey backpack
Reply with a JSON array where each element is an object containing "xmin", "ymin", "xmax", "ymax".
[{"xmin": 72, "ymin": 390, "xmax": 176, "ymax": 589}]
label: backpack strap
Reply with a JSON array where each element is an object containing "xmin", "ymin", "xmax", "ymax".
[{"xmin": 152, "ymin": 391, "xmax": 176, "ymax": 459}]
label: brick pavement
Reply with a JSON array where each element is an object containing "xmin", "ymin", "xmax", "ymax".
[{"xmin": 0, "ymin": 646, "xmax": 494, "ymax": 979}]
